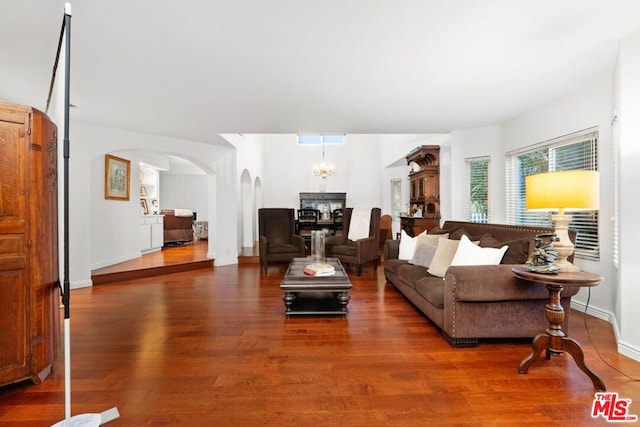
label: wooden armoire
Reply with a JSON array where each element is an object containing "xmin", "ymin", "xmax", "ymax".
[
  {"xmin": 0, "ymin": 101, "xmax": 60, "ymax": 386},
  {"xmin": 400, "ymin": 145, "xmax": 441, "ymax": 236}
]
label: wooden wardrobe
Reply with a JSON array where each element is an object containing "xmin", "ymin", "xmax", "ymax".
[{"xmin": 0, "ymin": 101, "xmax": 60, "ymax": 386}]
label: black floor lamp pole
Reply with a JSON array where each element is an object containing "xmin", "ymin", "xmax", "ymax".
[{"xmin": 49, "ymin": 4, "xmax": 119, "ymax": 425}]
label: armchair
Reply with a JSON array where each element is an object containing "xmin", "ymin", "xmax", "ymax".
[
  {"xmin": 259, "ymin": 208, "xmax": 306, "ymax": 274},
  {"xmin": 325, "ymin": 207, "xmax": 381, "ymax": 276}
]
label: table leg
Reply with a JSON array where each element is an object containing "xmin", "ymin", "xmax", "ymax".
[
  {"xmin": 562, "ymin": 336, "xmax": 606, "ymax": 391},
  {"xmin": 283, "ymin": 292, "xmax": 295, "ymax": 313},
  {"xmin": 518, "ymin": 333, "xmax": 549, "ymax": 374},
  {"xmin": 337, "ymin": 291, "xmax": 350, "ymax": 313}
]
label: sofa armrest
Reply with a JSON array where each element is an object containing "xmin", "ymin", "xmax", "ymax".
[
  {"xmin": 444, "ymin": 265, "xmax": 580, "ymax": 302},
  {"xmin": 384, "ymin": 239, "xmax": 400, "ymax": 260}
]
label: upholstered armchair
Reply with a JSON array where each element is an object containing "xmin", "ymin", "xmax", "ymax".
[
  {"xmin": 325, "ymin": 207, "xmax": 381, "ymax": 276},
  {"xmin": 259, "ymin": 208, "xmax": 306, "ymax": 274}
]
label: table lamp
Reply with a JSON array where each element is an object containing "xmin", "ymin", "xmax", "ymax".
[{"xmin": 525, "ymin": 170, "xmax": 599, "ymax": 272}]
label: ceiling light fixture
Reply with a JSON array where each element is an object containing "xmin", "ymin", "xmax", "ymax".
[{"xmin": 313, "ymin": 138, "xmax": 335, "ymax": 179}]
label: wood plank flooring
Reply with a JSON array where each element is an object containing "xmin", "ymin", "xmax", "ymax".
[
  {"xmin": 91, "ymin": 240, "xmax": 213, "ymax": 284},
  {"xmin": 1, "ymin": 261, "xmax": 639, "ymax": 426}
]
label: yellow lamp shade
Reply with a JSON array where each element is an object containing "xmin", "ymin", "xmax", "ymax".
[{"xmin": 526, "ymin": 170, "xmax": 600, "ymax": 213}]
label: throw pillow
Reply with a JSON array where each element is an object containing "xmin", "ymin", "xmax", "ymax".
[
  {"xmin": 479, "ymin": 236, "xmax": 531, "ymax": 264},
  {"xmin": 398, "ymin": 229, "xmax": 427, "ymax": 260},
  {"xmin": 427, "ymin": 238, "xmax": 461, "ymax": 278},
  {"xmin": 451, "ymin": 235, "xmax": 508, "ymax": 267},
  {"xmin": 416, "ymin": 232, "xmax": 449, "ymax": 247},
  {"xmin": 409, "ymin": 240, "xmax": 438, "ymax": 268}
]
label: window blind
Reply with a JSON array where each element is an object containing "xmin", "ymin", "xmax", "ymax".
[{"xmin": 506, "ymin": 128, "xmax": 599, "ymax": 260}]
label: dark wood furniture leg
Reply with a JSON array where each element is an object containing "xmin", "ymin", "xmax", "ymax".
[{"xmin": 518, "ymin": 282, "xmax": 606, "ymax": 391}]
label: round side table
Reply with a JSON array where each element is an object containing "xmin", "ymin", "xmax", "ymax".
[{"xmin": 512, "ymin": 266, "xmax": 606, "ymax": 391}]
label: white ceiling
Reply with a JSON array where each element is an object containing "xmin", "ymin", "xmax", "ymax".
[{"xmin": 2, "ymin": 1, "xmax": 639, "ymax": 143}]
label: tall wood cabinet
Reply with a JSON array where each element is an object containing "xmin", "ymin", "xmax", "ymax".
[
  {"xmin": 0, "ymin": 101, "xmax": 60, "ymax": 386},
  {"xmin": 400, "ymin": 145, "xmax": 441, "ymax": 236}
]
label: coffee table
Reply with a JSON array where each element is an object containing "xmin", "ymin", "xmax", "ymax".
[{"xmin": 280, "ymin": 257, "xmax": 352, "ymax": 315}]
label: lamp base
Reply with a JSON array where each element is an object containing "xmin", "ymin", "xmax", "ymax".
[{"xmin": 551, "ymin": 214, "xmax": 580, "ymax": 273}]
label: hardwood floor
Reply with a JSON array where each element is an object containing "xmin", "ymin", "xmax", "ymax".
[
  {"xmin": 91, "ymin": 240, "xmax": 213, "ymax": 284},
  {"xmin": 1, "ymin": 260, "xmax": 639, "ymax": 426}
]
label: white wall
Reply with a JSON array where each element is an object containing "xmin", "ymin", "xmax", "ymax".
[
  {"xmin": 226, "ymin": 134, "xmax": 265, "ymax": 252},
  {"xmin": 258, "ymin": 134, "xmax": 450, "ymax": 216},
  {"xmin": 160, "ymin": 174, "xmax": 209, "ymax": 221},
  {"xmin": 617, "ymin": 27, "xmax": 640, "ymax": 358},
  {"xmin": 449, "ymin": 125, "xmax": 503, "ymax": 222},
  {"xmin": 68, "ymin": 121, "xmax": 237, "ymax": 286}
]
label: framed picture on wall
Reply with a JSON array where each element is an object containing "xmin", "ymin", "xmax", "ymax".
[{"xmin": 105, "ymin": 154, "xmax": 131, "ymax": 200}]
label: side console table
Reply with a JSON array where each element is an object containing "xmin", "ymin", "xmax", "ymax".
[{"xmin": 512, "ymin": 266, "xmax": 605, "ymax": 391}]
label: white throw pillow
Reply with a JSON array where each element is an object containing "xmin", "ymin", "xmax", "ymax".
[
  {"xmin": 398, "ymin": 230, "xmax": 426, "ymax": 260},
  {"xmin": 427, "ymin": 238, "xmax": 461, "ymax": 278},
  {"xmin": 451, "ymin": 235, "xmax": 508, "ymax": 266}
]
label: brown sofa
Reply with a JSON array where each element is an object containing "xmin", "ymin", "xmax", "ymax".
[
  {"xmin": 384, "ymin": 220, "xmax": 579, "ymax": 347},
  {"xmin": 161, "ymin": 209, "xmax": 194, "ymax": 245}
]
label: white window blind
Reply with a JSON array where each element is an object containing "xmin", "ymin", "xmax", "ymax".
[
  {"xmin": 506, "ymin": 128, "xmax": 599, "ymax": 260},
  {"xmin": 466, "ymin": 156, "xmax": 490, "ymax": 223},
  {"xmin": 612, "ymin": 114, "xmax": 620, "ymax": 268}
]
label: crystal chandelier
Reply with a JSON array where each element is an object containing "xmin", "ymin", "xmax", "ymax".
[{"xmin": 313, "ymin": 139, "xmax": 335, "ymax": 179}]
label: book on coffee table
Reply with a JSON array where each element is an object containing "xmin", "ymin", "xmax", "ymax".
[{"xmin": 303, "ymin": 262, "xmax": 336, "ymax": 276}]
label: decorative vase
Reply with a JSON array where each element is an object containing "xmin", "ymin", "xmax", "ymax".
[{"xmin": 310, "ymin": 230, "xmax": 325, "ymax": 262}]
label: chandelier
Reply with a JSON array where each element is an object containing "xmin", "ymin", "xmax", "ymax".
[{"xmin": 313, "ymin": 139, "xmax": 335, "ymax": 179}]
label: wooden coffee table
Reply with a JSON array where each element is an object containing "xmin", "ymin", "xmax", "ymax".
[{"xmin": 280, "ymin": 258, "xmax": 352, "ymax": 315}]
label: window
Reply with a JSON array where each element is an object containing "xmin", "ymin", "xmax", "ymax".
[
  {"xmin": 466, "ymin": 157, "xmax": 490, "ymax": 223},
  {"xmin": 506, "ymin": 128, "xmax": 599, "ymax": 260},
  {"xmin": 297, "ymin": 134, "xmax": 346, "ymax": 145},
  {"xmin": 391, "ymin": 179, "xmax": 402, "ymax": 220}
]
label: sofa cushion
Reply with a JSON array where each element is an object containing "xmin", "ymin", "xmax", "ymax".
[
  {"xmin": 427, "ymin": 238, "xmax": 461, "ymax": 278},
  {"xmin": 398, "ymin": 229, "xmax": 426, "ymax": 260},
  {"xmin": 384, "ymin": 258, "xmax": 408, "ymax": 276},
  {"xmin": 397, "ymin": 263, "xmax": 431, "ymax": 286},
  {"xmin": 414, "ymin": 276, "xmax": 445, "ymax": 309},
  {"xmin": 451, "ymin": 235, "xmax": 508, "ymax": 266},
  {"xmin": 479, "ymin": 236, "xmax": 531, "ymax": 264}
]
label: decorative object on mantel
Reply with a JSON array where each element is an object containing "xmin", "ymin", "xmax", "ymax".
[
  {"xmin": 313, "ymin": 137, "xmax": 335, "ymax": 179},
  {"xmin": 526, "ymin": 233, "xmax": 560, "ymax": 274},
  {"xmin": 525, "ymin": 170, "xmax": 599, "ymax": 272}
]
